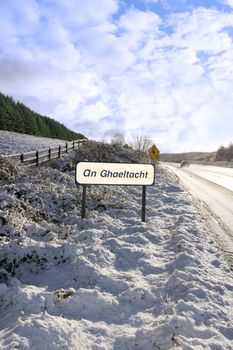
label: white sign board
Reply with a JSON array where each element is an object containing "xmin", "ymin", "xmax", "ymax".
[{"xmin": 76, "ymin": 162, "xmax": 155, "ymax": 186}]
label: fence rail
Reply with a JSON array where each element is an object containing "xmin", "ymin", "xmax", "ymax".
[{"xmin": 2, "ymin": 139, "xmax": 87, "ymax": 167}]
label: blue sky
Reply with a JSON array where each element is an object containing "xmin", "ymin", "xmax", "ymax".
[{"xmin": 1, "ymin": 0, "xmax": 233, "ymax": 152}]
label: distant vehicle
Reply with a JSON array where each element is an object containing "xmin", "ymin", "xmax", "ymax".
[{"xmin": 180, "ymin": 160, "xmax": 190, "ymax": 167}]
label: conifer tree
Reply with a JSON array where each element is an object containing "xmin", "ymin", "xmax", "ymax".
[{"xmin": 0, "ymin": 92, "xmax": 85, "ymax": 141}]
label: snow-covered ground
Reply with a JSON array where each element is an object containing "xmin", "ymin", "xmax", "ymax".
[
  {"xmin": 164, "ymin": 163, "xmax": 233, "ymax": 247},
  {"xmin": 1, "ymin": 134, "xmax": 233, "ymax": 349},
  {"xmin": 0, "ymin": 131, "xmax": 69, "ymax": 155}
]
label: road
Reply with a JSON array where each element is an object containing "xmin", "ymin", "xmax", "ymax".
[
  {"xmin": 163, "ymin": 163, "xmax": 233, "ymax": 268},
  {"xmin": 177, "ymin": 164, "xmax": 233, "ymax": 192}
]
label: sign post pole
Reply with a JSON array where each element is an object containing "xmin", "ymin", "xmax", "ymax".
[
  {"xmin": 142, "ymin": 185, "xmax": 146, "ymax": 222},
  {"xmin": 81, "ymin": 185, "xmax": 86, "ymax": 219}
]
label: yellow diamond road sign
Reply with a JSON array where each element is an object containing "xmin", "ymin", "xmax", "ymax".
[{"xmin": 148, "ymin": 144, "xmax": 160, "ymax": 160}]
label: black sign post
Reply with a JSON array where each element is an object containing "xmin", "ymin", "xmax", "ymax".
[
  {"xmin": 81, "ymin": 185, "xmax": 86, "ymax": 219},
  {"xmin": 142, "ymin": 185, "xmax": 146, "ymax": 222}
]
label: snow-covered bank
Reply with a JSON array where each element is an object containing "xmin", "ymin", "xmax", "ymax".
[
  {"xmin": 1, "ymin": 153, "xmax": 233, "ymax": 349},
  {"xmin": 0, "ymin": 131, "xmax": 69, "ymax": 155}
]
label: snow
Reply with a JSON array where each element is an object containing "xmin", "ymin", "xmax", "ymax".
[
  {"xmin": 0, "ymin": 133, "xmax": 233, "ymax": 349},
  {"xmin": 0, "ymin": 131, "xmax": 68, "ymax": 155},
  {"xmin": 164, "ymin": 163, "xmax": 233, "ymax": 241}
]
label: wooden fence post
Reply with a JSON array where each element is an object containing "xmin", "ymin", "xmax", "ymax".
[
  {"xmin": 58, "ymin": 145, "xmax": 61, "ymax": 158},
  {"xmin": 20, "ymin": 153, "xmax": 24, "ymax": 163},
  {"xmin": 66, "ymin": 142, "xmax": 68, "ymax": 153},
  {"xmin": 36, "ymin": 150, "xmax": 39, "ymax": 166},
  {"xmin": 48, "ymin": 148, "xmax": 51, "ymax": 160}
]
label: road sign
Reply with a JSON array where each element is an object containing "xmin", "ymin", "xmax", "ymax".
[
  {"xmin": 76, "ymin": 162, "xmax": 155, "ymax": 186},
  {"xmin": 76, "ymin": 162, "xmax": 155, "ymax": 222},
  {"xmin": 148, "ymin": 144, "xmax": 160, "ymax": 160}
]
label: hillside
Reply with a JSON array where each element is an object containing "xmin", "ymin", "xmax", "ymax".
[
  {"xmin": 1, "ymin": 142, "xmax": 233, "ymax": 349},
  {"xmin": 0, "ymin": 92, "xmax": 85, "ymax": 141},
  {"xmin": 160, "ymin": 151, "xmax": 215, "ymax": 163},
  {"xmin": 0, "ymin": 130, "xmax": 71, "ymax": 155}
]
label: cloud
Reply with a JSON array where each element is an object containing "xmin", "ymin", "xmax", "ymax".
[
  {"xmin": 222, "ymin": 0, "xmax": 233, "ymax": 7},
  {"xmin": 0, "ymin": 0, "xmax": 233, "ymax": 151},
  {"xmin": 38, "ymin": 0, "xmax": 118, "ymax": 27}
]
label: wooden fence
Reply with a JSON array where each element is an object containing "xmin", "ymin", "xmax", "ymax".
[{"xmin": 3, "ymin": 139, "xmax": 87, "ymax": 167}]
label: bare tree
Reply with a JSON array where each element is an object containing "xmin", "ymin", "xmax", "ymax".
[{"xmin": 132, "ymin": 133, "xmax": 153, "ymax": 160}]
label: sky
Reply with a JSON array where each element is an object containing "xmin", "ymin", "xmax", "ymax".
[{"xmin": 1, "ymin": 0, "xmax": 233, "ymax": 152}]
